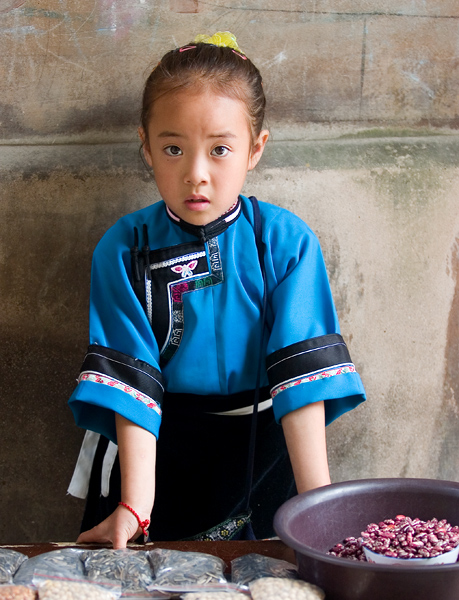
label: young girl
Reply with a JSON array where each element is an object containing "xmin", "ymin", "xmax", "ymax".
[{"xmin": 68, "ymin": 32, "xmax": 366, "ymax": 548}]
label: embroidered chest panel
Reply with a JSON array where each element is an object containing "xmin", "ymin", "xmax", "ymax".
[{"xmin": 143, "ymin": 237, "xmax": 223, "ymax": 365}]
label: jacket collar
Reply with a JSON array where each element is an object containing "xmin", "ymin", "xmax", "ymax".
[{"xmin": 165, "ymin": 198, "xmax": 242, "ymax": 242}]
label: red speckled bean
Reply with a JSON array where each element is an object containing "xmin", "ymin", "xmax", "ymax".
[{"xmin": 328, "ymin": 516, "xmax": 459, "ymax": 561}]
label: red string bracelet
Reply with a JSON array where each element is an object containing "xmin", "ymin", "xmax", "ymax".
[{"xmin": 118, "ymin": 502, "xmax": 150, "ymax": 537}]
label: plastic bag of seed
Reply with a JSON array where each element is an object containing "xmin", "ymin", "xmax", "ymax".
[
  {"xmin": 0, "ymin": 585, "xmax": 37, "ymax": 600},
  {"xmin": 148, "ymin": 549, "xmax": 237, "ymax": 595},
  {"xmin": 180, "ymin": 592, "xmax": 250, "ymax": 599},
  {"xmin": 0, "ymin": 550, "xmax": 28, "ymax": 585},
  {"xmin": 230, "ymin": 553, "xmax": 298, "ymax": 585},
  {"xmin": 181, "ymin": 593, "xmax": 249, "ymax": 599},
  {"xmin": 13, "ymin": 549, "xmax": 85, "ymax": 586},
  {"xmin": 35, "ymin": 579, "xmax": 121, "ymax": 600},
  {"xmin": 81, "ymin": 549, "xmax": 155, "ymax": 598},
  {"xmin": 249, "ymin": 577, "xmax": 325, "ymax": 600}
]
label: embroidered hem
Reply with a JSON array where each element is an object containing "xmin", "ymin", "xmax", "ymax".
[
  {"xmin": 79, "ymin": 371, "xmax": 162, "ymax": 416},
  {"xmin": 184, "ymin": 511, "xmax": 252, "ymax": 541},
  {"xmin": 271, "ymin": 363, "xmax": 356, "ymax": 398}
]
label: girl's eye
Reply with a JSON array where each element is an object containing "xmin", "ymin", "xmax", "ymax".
[
  {"xmin": 164, "ymin": 145, "xmax": 182, "ymax": 156},
  {"xmin": 211, "ymin": 146, "xmax": 230, "ymax": 157}
]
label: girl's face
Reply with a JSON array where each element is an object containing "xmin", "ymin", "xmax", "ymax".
[{"xmin": 140, "ymin": 89, "xmax": 269, "ymax": 226}]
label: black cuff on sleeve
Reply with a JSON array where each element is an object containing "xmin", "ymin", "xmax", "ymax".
[
  {"xmin": 80, "ymin": 345, "xmax": 164, "ymax": 408},
  {"xmin": 266, "ymin": 334, "xmax": 352, "ymax": 389}
]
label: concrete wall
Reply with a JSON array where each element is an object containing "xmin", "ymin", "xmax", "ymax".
[{"xmin": 1, "ymin": 1, "xmax": 458, "ymax": 543}]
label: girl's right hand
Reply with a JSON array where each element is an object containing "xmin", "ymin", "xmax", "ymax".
[
  {"xmin": 77, "ymin": 504, "xmax": 143, "ymax": 549},
  {"xmin": 78, "ymin": 414, "xmax": 156, "ymax": 548}
]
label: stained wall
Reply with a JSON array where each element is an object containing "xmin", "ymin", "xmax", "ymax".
[{"xmin": 1, "ymin": 0, "xmax": 458, "ymax": 543}]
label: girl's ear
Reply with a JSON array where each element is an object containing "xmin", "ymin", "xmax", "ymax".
[
  {"xmin": 138, "ymin": 127, "xmax": 153, "ymax": 168},
  {"xmin": 248, "ymin": 129, "xmax": 269, "ymax": 171}
]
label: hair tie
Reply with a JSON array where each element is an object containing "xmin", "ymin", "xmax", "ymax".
[
  {"xmin": 192, "ymin": 31, "xmax": 245, "ymax": 55},
  {"xmin": 232, "ymin": 49, "xmax": 247, "ymax": 60},
  {"xmin": 179, "ymin": 45, "xmax": 196, "ymax": 53}
]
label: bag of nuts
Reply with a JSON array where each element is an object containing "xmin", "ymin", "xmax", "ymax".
[
  {"xmin": 13, "ymin": 549, "xmax": 85, "ymax": 586},
  {"xmin": 181, "ymin": 593, "xmax": 249, "ymax": 599},
  {"xmin": 148, "ymin": 549, "xmax": 231, "ymax": 593},
  {"xmin": 0, "ymin": 585, "xmax": 37, "ymax": 600},
  {"xmin": 249, "ymin": 577, "xmax": 325, "ymax": 600},
  {"xmin": 81, "ymin": 549, "xmax": 155, "ymax": 597},
  {"xmin": 35, "ymin": 580, "xmax": 120, "ymax": 600},
  {"xmin": 230, "ymin": 553, "xmax": 298, "ymax": 586},
  {"xmin": 0, "ymin": 550, "xmax": 28, "ymax": 585}
]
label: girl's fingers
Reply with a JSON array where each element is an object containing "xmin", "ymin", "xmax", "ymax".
[
  {"xmin": 76, "ymin": 507, "xmax": 139, "ymax": 548},
  {"xmin": 76, "ymin": 524, "xmax": 110, "ymax": 544}
]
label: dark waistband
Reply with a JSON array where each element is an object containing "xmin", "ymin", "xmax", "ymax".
[{"xmin": 162, "ymin": 387, "xmax": 271, "ymax": 415}]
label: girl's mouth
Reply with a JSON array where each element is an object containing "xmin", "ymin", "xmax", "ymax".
[{"xmin": 184, "ymin": 195, "xmax": 210, "ymax": 210}]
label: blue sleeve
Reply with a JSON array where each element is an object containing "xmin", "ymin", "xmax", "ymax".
[
  {"xmin": 263, "ymin": 208, "xmax": 366, "ymax": 425},
  {"xmin": 68, "ymin": 218, "xmax": 163, "ymax": 442}
]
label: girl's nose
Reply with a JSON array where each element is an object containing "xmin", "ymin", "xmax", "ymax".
[{"xmin": 184, "ymin": 154, "xmax": 208, "ymax": 186}]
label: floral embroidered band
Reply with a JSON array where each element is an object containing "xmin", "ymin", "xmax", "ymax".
[
  {"xmin": 270, "ymin": 364, "xmax": 356, "ymax": 398},
  {"xmin": 79, "ymin": 371, "xmax": 162, "ymax": 415}
]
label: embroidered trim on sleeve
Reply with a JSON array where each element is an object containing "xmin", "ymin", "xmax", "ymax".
[
  {"xmin": 79, "ymin": 371, "xmax": 162, "ymax": 415},
  {"xmin": 267, "ymin": 333, "xmax": 355, "ymax": 399},
  {"xmin": 270, "ymin": 364, "xmax": 356, "ymax": 398},
  {"xmin": 79, "ymin": 345, "xmax": 164, "ymax": 412}
]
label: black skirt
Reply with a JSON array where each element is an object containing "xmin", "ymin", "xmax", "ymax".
[{"xmin": 81, "ymin": 390, "xmax": 296, "ymax": 541}]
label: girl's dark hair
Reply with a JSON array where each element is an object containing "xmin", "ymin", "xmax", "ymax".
[{"xmin": 141, "ymin": 43, "xmax": 266, "ymax": 144}]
